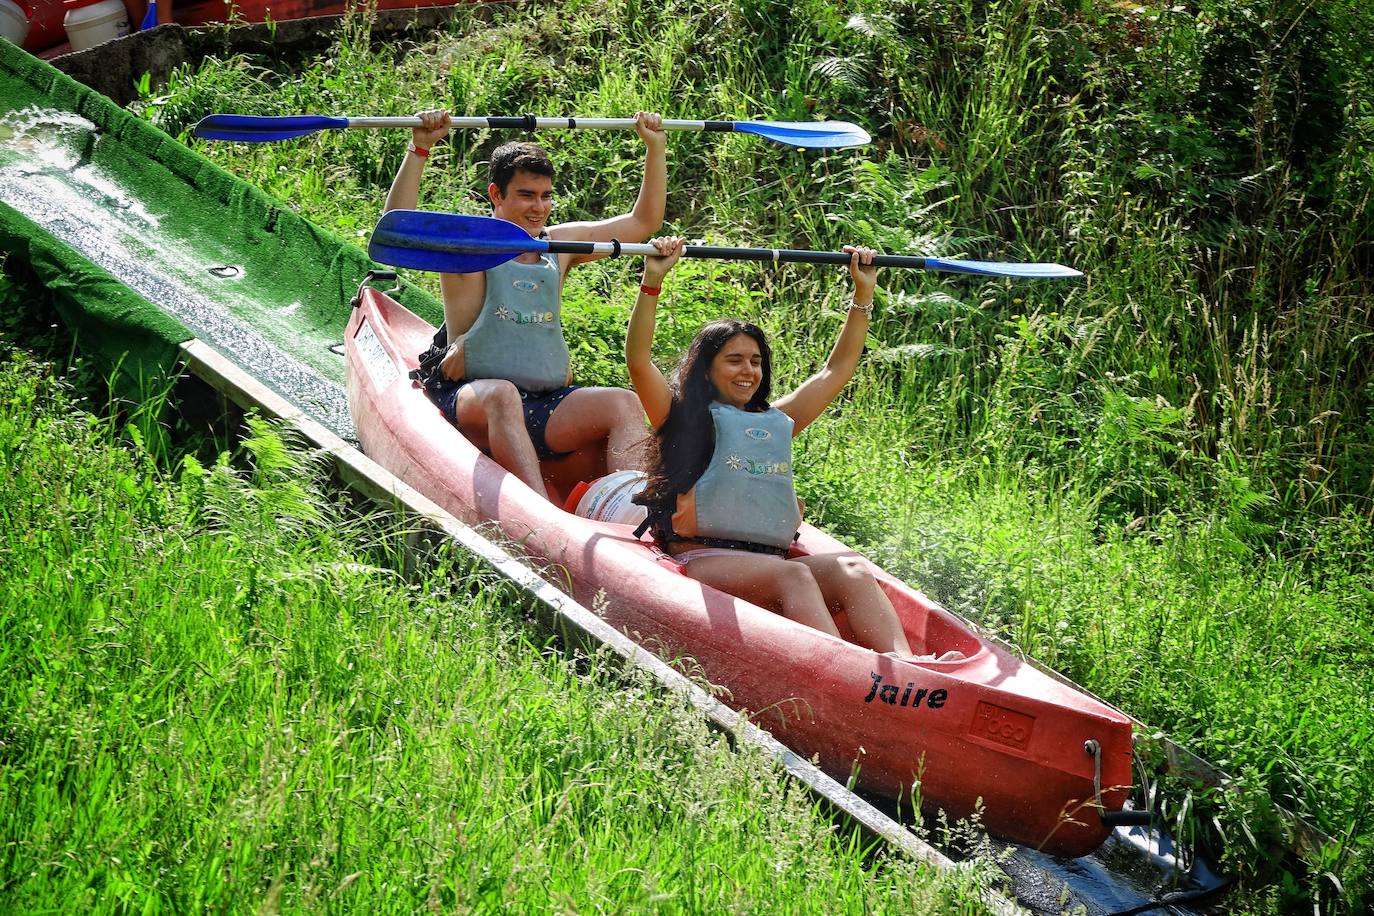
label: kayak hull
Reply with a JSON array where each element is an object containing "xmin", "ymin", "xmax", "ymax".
[{"xmin": 345, "ymin": 287, "xmax": 1134, "ymax": 857}]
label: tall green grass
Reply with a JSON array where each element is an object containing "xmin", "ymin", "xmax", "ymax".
[
  {"xmin": 0, "ymin": 349, "xmax": 988, "ymax": 912},
  {"xmin": 108, "ymin": 0, "xmax": 1374, "ymax": 908}
]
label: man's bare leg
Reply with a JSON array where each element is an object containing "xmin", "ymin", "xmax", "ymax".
[
  {"xmin": 543, "ymin": 387, "xmax": 648, "ymax": 471},
  {"xmin": 452, "ymin": 379, "xmax": 550, "ymax": 497}
]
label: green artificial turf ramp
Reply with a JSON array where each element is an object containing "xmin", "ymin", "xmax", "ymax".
[
  {"xmin": 1, "ymin": 201, "xmax": 190, "ymax": 376},
  {"xmin": 0, "ymin": 39, "xmax": 440, "ymax": 394}
]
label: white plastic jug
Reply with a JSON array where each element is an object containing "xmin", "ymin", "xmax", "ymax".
[
  {"xmin": 62, "ymin": 0, "xmax": 129, "ymax": 51},
  {"xmin": 572, "ymin": 470, "xmax": 648, "ymax": 526},
  {"xmin": 0, "ymin": 0, "xmax": 30, "ymax": 46}
]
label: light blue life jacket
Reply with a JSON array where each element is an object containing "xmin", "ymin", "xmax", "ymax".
[
  {"xmin": 670, "ymin": 403, "xmax": 802, "ymax": 550},
  {"xmin": 461, "ymin": 253, "xmax": 570, "ymax": 392}
]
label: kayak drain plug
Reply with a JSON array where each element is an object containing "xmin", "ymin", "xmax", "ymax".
[{"xmin": 1085, "ymin": 739, "xmax": 1152, "ymax": 828}]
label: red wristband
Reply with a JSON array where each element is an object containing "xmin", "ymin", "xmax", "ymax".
[
  {"xmin": 639, "ymin": 284, "xmax": 662, "ymax": 296},
  {"xmin": 408, "ymin": 143, "xmax": 430, "ymax": 158}
]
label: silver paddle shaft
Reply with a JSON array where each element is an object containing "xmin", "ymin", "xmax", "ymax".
[{"xmin": 343, "ymin": 116, "xmax": 825, "ymax": 134}]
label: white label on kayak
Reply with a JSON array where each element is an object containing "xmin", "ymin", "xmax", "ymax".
[{"xmin": 355, "ymin": 318, "xmax": 400, "ymax": 390}]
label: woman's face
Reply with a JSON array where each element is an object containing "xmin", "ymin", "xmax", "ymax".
[{"xmin": 708, "ymin": 333, "xmax": 763, "ymax": 408}]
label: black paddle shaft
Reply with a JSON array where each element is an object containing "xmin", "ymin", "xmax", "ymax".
[
  {"xmin": 540, "ymin": 239, "xmax": 931, "ymax": 270},
  {"xmin": 684, "ymin": 245, "xmax": 931, "ymax": 269}
]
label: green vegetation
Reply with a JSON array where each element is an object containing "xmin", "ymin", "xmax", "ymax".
[
  {"xmin": 0, "ymin": 349, "xmax": 986, "ymax": 912},
  {"xmin": 2, "ymin": 0, "xmax": 1367, "ymax": 908}
]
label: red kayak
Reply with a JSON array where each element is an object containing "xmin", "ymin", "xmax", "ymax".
[
  {"xmin": 344, "ymin": 282, "xmax": 1136, "ymax": 857},
  {"xmin": 23, "ymin": 0, "xmax": 475, "ymax": 56}
]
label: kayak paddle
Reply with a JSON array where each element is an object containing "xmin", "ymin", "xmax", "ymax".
[
  {"xmin": 368, "ymin": 211, "xmax": 1084, "ymax": 279},
  {"xmin": 192, "ymin": 114, "xmax": 871, "ymax": 149}
]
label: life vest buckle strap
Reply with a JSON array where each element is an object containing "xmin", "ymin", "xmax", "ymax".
[{"xmin": 689, "ymin": 536, "xmax": 790, "ymax": 557}]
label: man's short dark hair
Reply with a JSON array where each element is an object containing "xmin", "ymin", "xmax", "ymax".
[{"xmin": 489, "ymin": 142, "xmax": 556, "ymax": 195}]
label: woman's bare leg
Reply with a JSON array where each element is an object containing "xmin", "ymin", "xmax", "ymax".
[
  {"xmin": 683, "ymin": 554, "xmax": 841, "ymax": 637},
  {"xmin": 796, "ymin": 555, "xmax": 914, "ymax": 655}
]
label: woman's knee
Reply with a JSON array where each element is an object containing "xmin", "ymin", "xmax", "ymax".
[
  {"xmin": 815, "ymin": 555, "xmax": 870, "ymax": 583},
  {"xmin": 774, "ymin": 560, "xmax": 822, "ymax": 597},
  {"xmin": 809, "ymin": 557, "xmax": 879, "ymax": 605}
]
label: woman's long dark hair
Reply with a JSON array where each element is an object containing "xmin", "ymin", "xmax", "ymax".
[{"xmin": 635, "ymin": 320, "xmax": 773, "ymax": 511}]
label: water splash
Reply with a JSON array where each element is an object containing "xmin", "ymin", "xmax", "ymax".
[{"xmin": 0, "ymin": 106, "xmax": 159, "ymax": 225}]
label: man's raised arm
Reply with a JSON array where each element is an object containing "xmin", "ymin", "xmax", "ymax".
[
  {"xmin": 550, "ymin": 111, "xmax": 667, "ymax": 256},
  {"xmin": 384, "ymin": 108, "xmax": 452, "ymax": 214}
]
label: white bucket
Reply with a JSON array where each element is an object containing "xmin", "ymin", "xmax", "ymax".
[
  {"xmin": 62, "ymin": 0, "xmax": 129, "ymax": 51},
  {"xmin": 572, "ymin": 470, "xmax": 648, "ymax": 526},
  {"xmin": 0, "ymin": 0, "xmax": 30, "ymax": 46}
]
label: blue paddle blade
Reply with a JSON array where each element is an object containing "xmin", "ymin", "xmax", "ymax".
[
  {"xmin": 733, "ymin": 120, "xmax": 871, "ymax": 149},
  {"xmin": 368, "ymin": 211, "xmax": 544, "ymax": 273},
  {"xmin": 925, "ymin": 258, "xmax": 1083, "ymax": 279},
  {"xmin": 192, "ymin": 114, "xmax": 351, "ymax": 141}
]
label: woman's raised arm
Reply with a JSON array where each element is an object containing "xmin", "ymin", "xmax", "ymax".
[
  {"xmin": 774, "ymin": 245, "xmax": 877, "ymax": 435},
  {"xmin": 626, "ymin": 236, "xmax": 687, "ymax": 429}
]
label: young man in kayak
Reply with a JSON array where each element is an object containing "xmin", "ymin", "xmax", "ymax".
[
  {"xmin": 625, "ymin": 237, "xmax": 957, "ymax": 659},
  {"xmin": 384, "ymin": 108, "xmax": 666, "ymax": 500}
]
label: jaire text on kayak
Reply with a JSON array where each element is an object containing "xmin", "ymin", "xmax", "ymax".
[{"xmin": 863, "ymin": 672, "xmax": 949, "ymax": 708}]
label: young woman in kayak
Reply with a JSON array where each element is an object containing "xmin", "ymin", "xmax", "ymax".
[{"xmin": 625, "ymin": 237, "xmax": 931, "ymax": 657}]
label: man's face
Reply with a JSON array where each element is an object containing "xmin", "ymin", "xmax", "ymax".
[{"xmin": 490, "ymin": 169, "xmax": 554, "ymax": 237}]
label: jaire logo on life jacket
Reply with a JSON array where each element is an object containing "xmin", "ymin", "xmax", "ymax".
[
  {"xmin": 863, "ymin": 672, "xmax": 949, "ymax": 709},
  {"xmin": 724, "ymin": 454, "xmax": 789, "ymax": 475},
  {"xmin": 494, "ymin": 304, "xmax": 556, "ymax": 324}
]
